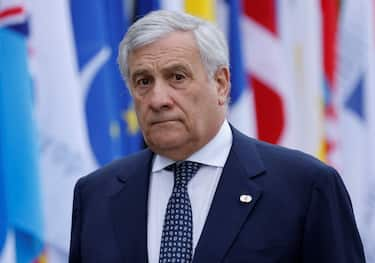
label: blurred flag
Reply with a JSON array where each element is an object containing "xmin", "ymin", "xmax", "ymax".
[
  {"xmin": 242, "ymin": 0, "xmax": 291, "ymax": 145},
  {"xmin": 70, "ymin": 0, "xmax": 142, "ymax": 166},
  {"xmin": 161, "ymin": 0, "xmax": 183, "ymax": 11},
  {"xmin": 242, "ymin": 0, "xmax": 326, "ymax": 157},
  {"xmin": 134, "ymin": 0, "xmax": 160, "ymax": 19},
  {"xmin": 29, "ymin": 0, "xmax": 96, "ymax": 260},
  {"xmin": 321, "ymin": 0, "xmax": 339, "ymax": 164},
  {"xmin": 0, "ymin": 2, "xmax": 45, "ymax": 262},
  {"xmin": 0, "ymin": 148, "xmax": 9, "ymax": 261},
  {"xmin": 0, "ymin": 113, "xmax": 15, "ymax": 261},
  {"xmin": 30, "ymin": 0, "xmax": 142, "ymax": 261},
  {"xmin": 337, "ymin": 0, "xmax": 375, "ymax": 260},
  {"xmin": 277, "ymin": 0, "xmax": 325, "ymax": 157},
  {"xmin": 185, "ymin": 0, "xmax": 215, "ymax": 21},
  {"xmin": 216, "ymin": 0, "xmax": 256, "ymax": 137},
  {"xmin": 365, "ymin": 0, "xmax": 375, "ymax": 258},
  {"xmin": 0, "ymin": 0, "xmax": 26, "ymax": 28}
]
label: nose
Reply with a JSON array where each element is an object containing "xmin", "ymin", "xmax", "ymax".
[{"xmin": 149, "ymin": 79, "xmax": 173, "ymax": 111}]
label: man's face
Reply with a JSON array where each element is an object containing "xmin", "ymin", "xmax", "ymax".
[{"xmin": 127, "ymin": 31, "xmax": 229, "ymax": 160}]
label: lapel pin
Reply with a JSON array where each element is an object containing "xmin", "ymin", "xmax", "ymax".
[{"xmin": 240, "ymin": 194, "xmax": 252, "ymax": 203}]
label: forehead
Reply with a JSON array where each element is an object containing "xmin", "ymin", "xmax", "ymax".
[{"xmin": 127, "ymin": 31, "xmax": 201, "ymax": 73}]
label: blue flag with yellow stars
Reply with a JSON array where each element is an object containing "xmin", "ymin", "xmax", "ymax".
[{"xmin": 70, "ymin": 0, "xmax": 143, "ymax": 166}]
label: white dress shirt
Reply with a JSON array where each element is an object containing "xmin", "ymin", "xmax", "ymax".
[{"xmin": 147, "ymin": 120, "xmax": 233, "ymax": 263}]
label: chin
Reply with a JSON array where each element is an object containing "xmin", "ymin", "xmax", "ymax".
[
  {"xmin": 151, "ymin": 136, "xmax": 184, "ymax": 148},
  {"xmin": 147, "ymin": 133, "xmax": 187, "ymax": 151}
]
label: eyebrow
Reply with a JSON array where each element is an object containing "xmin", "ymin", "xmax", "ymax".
[
  {"xmin": 161, "ymin": 63, "xmax": 191, "ymax": 75},
  {"xmin": 130, "ymin": 63, "xmax": 192, "ymax": 83}
]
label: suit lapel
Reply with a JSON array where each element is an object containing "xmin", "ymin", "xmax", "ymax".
[
  {"xmin": 193, "ymin": 128, "xmax": 266, "ymax": 263},
  {"xmin": 109, "ymin": 149, "xmax": 154, "ymax": 262}
]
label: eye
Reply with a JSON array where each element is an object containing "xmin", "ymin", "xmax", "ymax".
[
  {"xmin": 168, "ymin": 71, "xmax": 188, "ymax": 88},
  {"xmin": 133, "ymin": 76, "xmax": 153, "ymax": 95},
  {"xmin": 135, "ymin": 77, "xmax": 152, "ymax": 88},
  {"xmin": 137, "ymin": 78, "xmax": 149, "ymax": 85},
  {"xmin": 174, "ymin": 73, "xmax": 185, "ymax": 81}
]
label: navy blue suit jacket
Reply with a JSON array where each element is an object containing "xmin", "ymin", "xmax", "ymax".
[{"xmin": 69, "ymin": 127, "xmax": 365, "ymax": 262}]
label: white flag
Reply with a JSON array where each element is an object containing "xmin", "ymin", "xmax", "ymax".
[
  {"xmin": 277, "ymin": 0, "xmax": 325, "ymax": 157},
  {"xmin": 29, "ymin": 0, "xmax": 97, "ymax": 260},
  {"xmin": 336, "ymin": 0, "xmax": 375, "ymax": 260}
]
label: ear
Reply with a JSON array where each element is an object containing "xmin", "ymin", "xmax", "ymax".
[{"xmin": 214, "ymin": 66, "xmax": 230, "ymax": 106}]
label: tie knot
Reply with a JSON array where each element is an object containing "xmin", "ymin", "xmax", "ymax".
[{"xmin": 166, "ymin": 161, "xmax": 202, "ymax": 187}]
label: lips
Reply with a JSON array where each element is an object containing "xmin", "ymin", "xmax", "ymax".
[{"xmin": 151, "ymin": 119, "xmax": 178, "ymax": 125}]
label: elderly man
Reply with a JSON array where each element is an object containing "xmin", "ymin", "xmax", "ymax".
[{"xmin": 69, "ymin": 10, "xmax": 365, "ymax": 263}]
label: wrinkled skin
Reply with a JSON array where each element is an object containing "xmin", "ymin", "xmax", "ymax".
[{"xmin": 127, "ymin": 31, "xmax": 230, "ymax": 160}]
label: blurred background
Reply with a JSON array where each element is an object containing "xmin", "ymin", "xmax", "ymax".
[{"xmin": 1, "ymin": 0, "xmax": 374, "ymax": 262}]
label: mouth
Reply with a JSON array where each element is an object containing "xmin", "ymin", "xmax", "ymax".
[{"xmin": 150, "ymin": 119, "xmax": 179, "ymax": 126}]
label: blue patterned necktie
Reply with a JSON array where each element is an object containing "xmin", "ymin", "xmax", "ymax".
[{"xmin": 159, "ymin": 161, "xmax": 202, "ymax": 263}]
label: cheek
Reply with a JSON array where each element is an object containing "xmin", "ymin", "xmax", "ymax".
[
  {"xmin": 185, "ymin": 101, "xmax": 208, "ymax": 132},
  {"xmin": 133, "ymin": 102, "xmax": 147, "ymax": 126},
  {"xmin": 190, "ymin": 92, "xmax": 221, "ymax": 124},
  {"xmin": 190, "ymin": 90, "xmax": 217, "ymax": 114}
]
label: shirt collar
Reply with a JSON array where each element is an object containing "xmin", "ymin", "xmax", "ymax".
[{"xmin": 152, "ymin": 120, "xmax": 233, "ymax": 172}]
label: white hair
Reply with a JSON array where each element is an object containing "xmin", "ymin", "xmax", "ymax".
[{"xmin": 117, "ymin": 10, "xmax": 229, "ymax": 83}]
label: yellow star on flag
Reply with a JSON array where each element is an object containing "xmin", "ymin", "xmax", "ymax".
[{"xmin": 123, "ymin": 107, "xmax": 139, "ymax": 134}]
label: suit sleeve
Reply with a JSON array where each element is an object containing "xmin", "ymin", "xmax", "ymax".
[
  {"xmin": 69, "ymin": 178, "xmax": 83, "ymax": 263},
  {"xmin": 302, "ymin": 167, "xmax": 366, "ymax": 263}
]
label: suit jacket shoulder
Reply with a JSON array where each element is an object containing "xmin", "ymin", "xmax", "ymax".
[
  {"xmin": 69, "ymin": 148, "xmax": 153, "ymax": 263},
  {"xmin": 231, "ymin": 127, "xmax": 338, "ymax": 190},
  {"xmin": 75, "ymin": 148, "xmax": 153, "ymax": 198}
]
